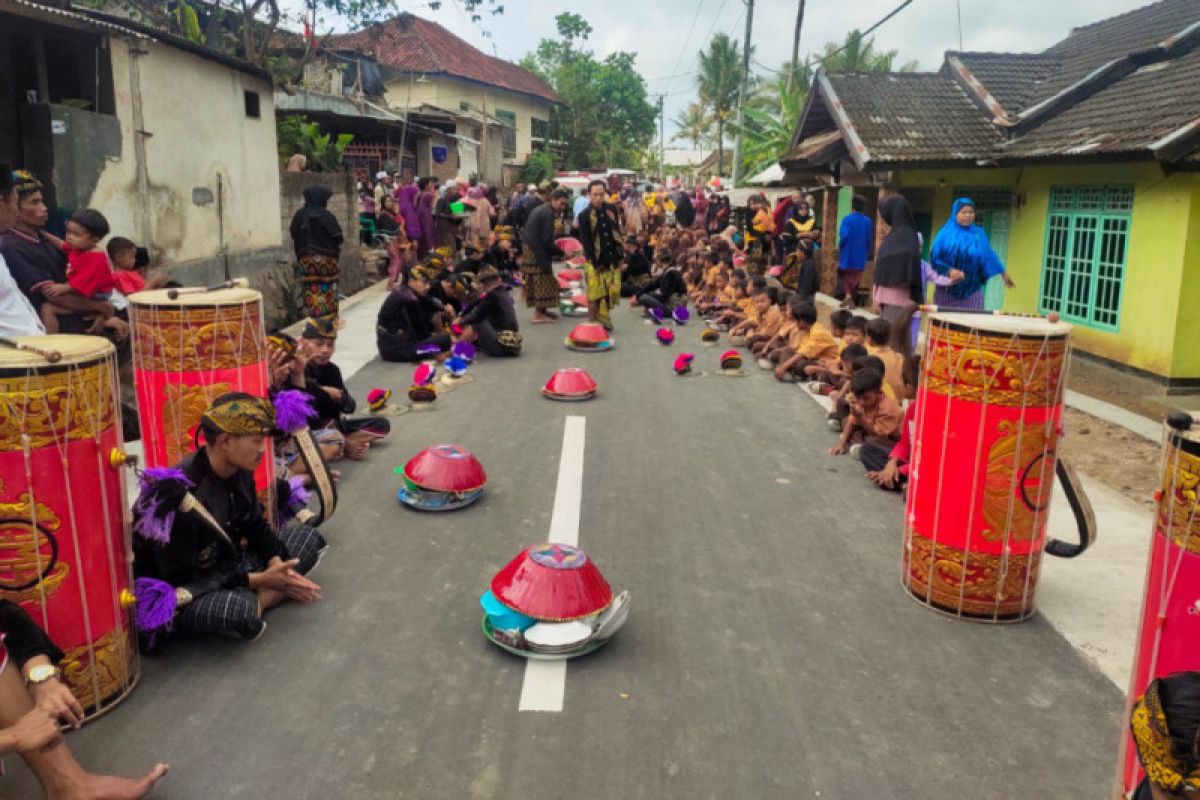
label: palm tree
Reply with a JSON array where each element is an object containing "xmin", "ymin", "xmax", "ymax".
[
  {"xmin": 697, "ymin": 33, "xmax": 742, "ymax": 176},
  {"xmin": 819, "ymin": 29, "xmax": 918, "ymax": 72},
  {"xmin": 672, "ymin": 103, "xmax": 713, "ymax": 149},
  {"xmin": 732, "ymin": 73, "xmax": 808, "ymax": 181}
]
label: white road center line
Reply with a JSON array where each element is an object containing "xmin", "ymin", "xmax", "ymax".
[{"xmin": 518, "ymin": 415, "xmax": 586, "ymax": 713}]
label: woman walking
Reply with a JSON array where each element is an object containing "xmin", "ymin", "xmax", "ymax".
[{"xmin": 290, "ymin": 185, "xmax": 344, "ymax": 319}]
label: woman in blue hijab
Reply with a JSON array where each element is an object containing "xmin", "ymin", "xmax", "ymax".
[{"xmin": 928, "ymin": 198, "xmax": 1014, "ymax": 309}]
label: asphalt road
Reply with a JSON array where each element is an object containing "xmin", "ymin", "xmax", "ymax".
[{"xmin": 5, "ymin": 298, "xmax": 1125, "ymax": 799}]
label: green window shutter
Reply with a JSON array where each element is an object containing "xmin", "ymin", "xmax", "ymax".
[{"xmin": 1038, "ymin": 185, "xmax": 1131, "ymax": 331}]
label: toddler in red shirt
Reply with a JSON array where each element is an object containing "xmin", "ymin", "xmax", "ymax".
[
  {"xmin": 107, "ymin": 236, "xmax": 167, "ymax": 296},
  {"xmin": 41, "ymin": 208, "xmax": 115, "ymax": 333}
]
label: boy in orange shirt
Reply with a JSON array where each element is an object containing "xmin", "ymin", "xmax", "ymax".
[
  {"xmin": 865, "ymin": 317, "xmax": 905, "ymax": 400},
  {"xmin": 774, "ymin": 302, "xmax": 839, "ymax": 382},
  {"xmin": 827, "ymin": 367, "xmax": 904, "ymax": 458}
]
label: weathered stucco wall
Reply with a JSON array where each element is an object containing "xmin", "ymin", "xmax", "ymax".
[
  {"xmin": 384, "ymin": 75, "xmax": 551, "ymax": 167},
  {"xmin": 88, "ymin": 39, "xmax": 282, "ymax": 266}
]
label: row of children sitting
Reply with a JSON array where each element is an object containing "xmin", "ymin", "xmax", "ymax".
[{"xmin": 696, "ymin": 273, "xmax": 921, "ymax": 494}]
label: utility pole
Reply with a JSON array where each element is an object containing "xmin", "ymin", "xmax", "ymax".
[
  {"xmin": 657, "ymin": 94, "xmax": 665, "ymax": 182},
  {"xmin": 786, "ymin": 0, "xmax": 806, "ymax": 94},
  {"xmin": 731, "ymin": 0, "xmax": 754, "ymax": 187}
]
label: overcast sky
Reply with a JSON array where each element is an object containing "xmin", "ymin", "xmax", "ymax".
[{"xmin": 293, "ymin": 0, "xmax": 1145, "ymax": 142}]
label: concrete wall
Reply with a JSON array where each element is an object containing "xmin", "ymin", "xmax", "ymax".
[
  {"xmin": 87, "ymin": 39, "xmax": 283, "ymax": 266},
  {"xmin": 278, "ymin": 170, "xmax": 371, "ymax": 322},
  {"xmin": 895, "ymin": 163, "xmax": 1198, "ymax": 383},
  {"xmin": 384, "ymin": 75, "xmax": 552, "ymax": 169}
]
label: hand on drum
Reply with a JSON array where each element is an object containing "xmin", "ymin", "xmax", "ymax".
[
  {"xmin": 267, "ymin": 345, "xmax": 292, "ymax": 390},
  {"xmin": 31, "ymin": 676, "xmax": 85, "ymax": 728},
  {"xmin": 257, "ymin": 558, "xmax": 322, "ymax": 604}
]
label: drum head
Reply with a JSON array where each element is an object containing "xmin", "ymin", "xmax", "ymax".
[
  {"xmin": 932, "ymin": 312, "xmax": 1072, "ymax": 339},
  {"xmin": 0, "ymin": 335, "xmax": 113, "ymax": 370},
  {"xmin": 128, "ymin": 286, "xmax": 261, "ymax": 307}
]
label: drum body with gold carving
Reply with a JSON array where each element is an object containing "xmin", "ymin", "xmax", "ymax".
[
  {"xmin": 0, "ymin": 335, "xmax": 138, "ymax": 718},
  {"xmin": 129, "ymin": 287, "xmax": 274, "ymax": 505},
  {"xmin": 902, "ymin": 313, "xmax": 1073, "ymax": 622},
  {"xmin": 1117, "ymin": 423, "xmax": 1200, "ymax": 795}
]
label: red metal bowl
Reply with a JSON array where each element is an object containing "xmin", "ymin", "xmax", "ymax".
[
  {"xmin": 558, "ymin": 268, "xmax": 583, "ymax": 282},
  {"xmin": 402, "ymin": 444, "xmax": 487, "ymax": 492},
  {"xmin": 491, "ymin": 543, "xmax": 613, "ymax": 621},
  {"xmin": 555, "ymin": 237, "xmax": 583, "ymax": 254},
  {"xmin": 571, "ymin": 294, "xmax": 588, "ymax": 307},
  {"xmin": 544, "ymin": 368, "xmax": 597, "ymax": 396},
  {"xmin": 569, "ymin": 323, "xmax": 610, "ymax": 345}
]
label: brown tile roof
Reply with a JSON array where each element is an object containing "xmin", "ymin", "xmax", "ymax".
[
  {"xmin": 328, "ymin": 13, "xmax": 562, "ymax": 105},
  {"xmin": 821, "ymin": 72, "xmax": 1004, "ymax": 166},
  {"xmin": 784, "ymin": 0, "xmax": 1200, "ymax": 169}
]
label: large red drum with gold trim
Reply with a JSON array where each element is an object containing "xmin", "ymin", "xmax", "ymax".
[
  {"xmin": 903, "ymin": 312, "xmax": 1073, "ymax": 622},
  {"xmin": 130, "ymin": 287, "xmax": 274, "ymax": 505},
  {"xmin": 0, "ymin": 335, "xmax": 138, "ymax": 718},
  {"xmin": 1116, "ymin": 420, "xmax": 1200, "ymax": 795}
]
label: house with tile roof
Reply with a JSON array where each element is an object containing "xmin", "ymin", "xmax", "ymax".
[
  {"xmin": 780, "ymin": 0, "xmax": 1200, "ymax": 388},
  {"xmin": 328, "ymin": 13, "xmax": 562, "ymax": 185}
]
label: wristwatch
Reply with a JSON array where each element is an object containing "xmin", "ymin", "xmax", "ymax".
[{"xmin": 26, "ymin": 664, "xmax": 61, "ymax": 685}]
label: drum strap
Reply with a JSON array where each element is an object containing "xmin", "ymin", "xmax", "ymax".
[
  {"xmin": 1043, "ymin": 458, "xmax": 1097, "ymax": 559},
  {"xmin": 290, "ymin": 429, "xmax": 337, "ymax": 526}
]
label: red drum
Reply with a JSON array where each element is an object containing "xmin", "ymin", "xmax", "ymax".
[
  {"xmin": 0, "ymin": 336, "xmax": 138, "ymax": 718},
  {"xmin": 130, "ymin": 287, "xmax": 274, "ymax": 506},
  {"xmin": 903, "ymin": 312, "xmax": 1093, "ymax": 622},
  {"xmin": 1116, "ymin": 419, "xmax": 1200, "ymax": 795}
]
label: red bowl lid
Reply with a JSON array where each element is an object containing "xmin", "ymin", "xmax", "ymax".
[
  {"xmin": 402, "ymin": 444, "xmax": 487, "ymax": 492},
  {"xmin": 557, "ymin": 275, "xmax": 572, "ymax": 289},
  {"xmin": 544, "ymin": 368, "xmax": 597, "ymax": 395},
  {"xmin": 569, "ymin": 323, "xmax": 610, "ymax": 344},
  {"xmin": 571, "ymin": 294, "xmax": 588, "ymax": 306},
  {"xmin": 491, "ymin": 543, "xmax": 613, "ymax": 621},
  {"xmin": 559, "ymin": 268, "xmax": 583, "ymax": 282}
]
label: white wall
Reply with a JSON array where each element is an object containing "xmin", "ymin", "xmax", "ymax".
[{"xmin": 88, "ymin": 39, "xmax": 282, "ymax": 265}]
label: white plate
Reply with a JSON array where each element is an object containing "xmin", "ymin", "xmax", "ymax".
[
  {"xmin": 591, "ymin": 591, "xmax": 630, "ymax": 641},
  {"xmin": 524, "ymin": 620, "xmax": 594, "ymax": 649}
]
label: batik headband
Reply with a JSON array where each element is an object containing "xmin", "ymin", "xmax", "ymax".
[
  {"xmin": 201, "ymin": 395, "xmax": 275, "ymax": 436},
  {"xmin": 11, "ymin": 169, "xmax": 42, "ymax": 198},
  {"xmin": 267, "ymin": 333, "xmax": 297, "ymax": 357},
  {"xmin": 1131, "ymin": 679, "xmax": 1200, "ymax": 793},
  {"xmin": 301, "ymin": 316, "xmax": 338, "ymax": 340}
]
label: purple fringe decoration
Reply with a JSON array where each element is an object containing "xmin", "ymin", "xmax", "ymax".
[
  {"xmin": 133, "ymin": 468, "xmax": 194, "ymax": 544},
  {"xmin": 133, "ymin": 577, "xmax": 177, "ymax": 643},
  {"xmin": 648, "ymin": 307, "xmax": 664, "ymax": 323},
  {"xmin": 672, "ymin": 307, "xmax": 690, "ymax": 324},
  {"xmin": 451, "ymin": 341, "xmax": 475, "ymax": 362},
  {"xmin": 416, "ymin": 342, "xmax": 441, "ymax": 357},
  {"xmin": 275, "ymin": 475, "xmax": 311, "ymax": 528},
  {"xmin": 273, "ymin": 389, "xmax": 316, "ymax": 433}
]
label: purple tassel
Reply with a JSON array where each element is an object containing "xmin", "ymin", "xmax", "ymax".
[
  {"xmin": 416, "ymin": 342, "xmax": 441, "ymax": 357},
  {"xmin": 672, "ymin": 307, "xmax": 690, "ymax": 324},
  {"xmin": 273, "ymin": 389, "xmax": 316, "ymax": 433},
  {"xmin": 133, "ymin": 577, "xmax": 177, "ymax": 643},
  {"xmin": 451, "ymin": 341, "xmax": 475, "ymax": 362},
  {"xmin": 133, "ymin": 468, "xmax": 194, "ymax": 544},
  {"xmin": 648, "ymin": 307, "xmax": 664, "ymax": 323},
  {"xmin": 275, "ymin": 475, "xmax": 311, "ymax": 528}
]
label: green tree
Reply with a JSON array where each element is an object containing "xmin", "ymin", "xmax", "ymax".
[
  {"xmin": 818, "ymin": 29, "xmax": 918, "ymax": 72},
  {"xmin": 672, "ymin": 102, "xmax": 712, "ymax": 149},
  {"xmin": 697, "ymin": 33, "xmax": 742, "ymax": 176},
  {"xmin": 730, "ymin": 73, "xmax": 807, "ymax": 182},
  {"xmin": 522, "ymin": 13, "xmax": 657, "ymax": 169}
]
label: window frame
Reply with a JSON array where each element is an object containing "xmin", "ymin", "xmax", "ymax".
[
  {"xmin": 494, "ymin": 108, "xmax": 517, "ymax": 159},
  {"xmin": 1037, "ymin": 185, "xmax": 1132, "ymax": 333}
]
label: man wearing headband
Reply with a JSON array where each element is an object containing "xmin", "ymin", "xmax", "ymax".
[
  {"xmin": 0, "ymin": 165, "xmax": 44, "ymax": 335},
  {"xmin": 376, "ymin": 263, "xmax": 452, "ymax": 362},
  {"xmin": 522, "ymin": 188, "xmax": 570, "ymax": 324},
  {"xmin": 133, "ymin": 392, "xmax": 326, "ymax": 642},
  {"xmin": 0, "ymin": 168, "xmax": 117, "ymax": 335},
  {"xmin": 1131, "ymin": 673, "xmax": 1200, "ymax": 799},
  {"xmin": 455, "ymin": 267, "xmax": 521, "ymax": 357},
  {"xmin": 285, "ymin": 317, "xmax": 390, "ymax": 460}
]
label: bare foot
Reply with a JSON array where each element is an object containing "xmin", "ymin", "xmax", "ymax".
[
  {"xmin": 531, "ymin": 313, "xmax": 554, "ymax": 324},
  {"xmin": 62, "ymin": 763, "xmax": 169, "ymax": 799}
]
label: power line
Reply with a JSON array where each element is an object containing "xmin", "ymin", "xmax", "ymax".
[
  {"xmin": 747, "ymin": 0, "xmax": 915, "ymax": 78},
  {"xmin": 668, "ymin": 0, "xmax": 707, "ymax": 80}
]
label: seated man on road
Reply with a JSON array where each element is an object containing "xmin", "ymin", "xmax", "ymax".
[
  {"xmin": 455, "ymin": 267, "xmax": 522, "ymax": 358},
  {"xmin": 0, "ymin": 600, "xmax": 168, "ymax": 798},
  {"xmin": 133, "ymin": 392, "xmax": 326, "ymax": 642}
]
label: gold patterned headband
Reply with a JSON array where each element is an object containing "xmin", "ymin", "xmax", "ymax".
[
  {"xmin": 201, "ymin": 394, "xmax": 275, "ymax": 436},
  {"xmin": 1131, "ymin": 679, "xmax": 1200, "ymax": 793}
]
